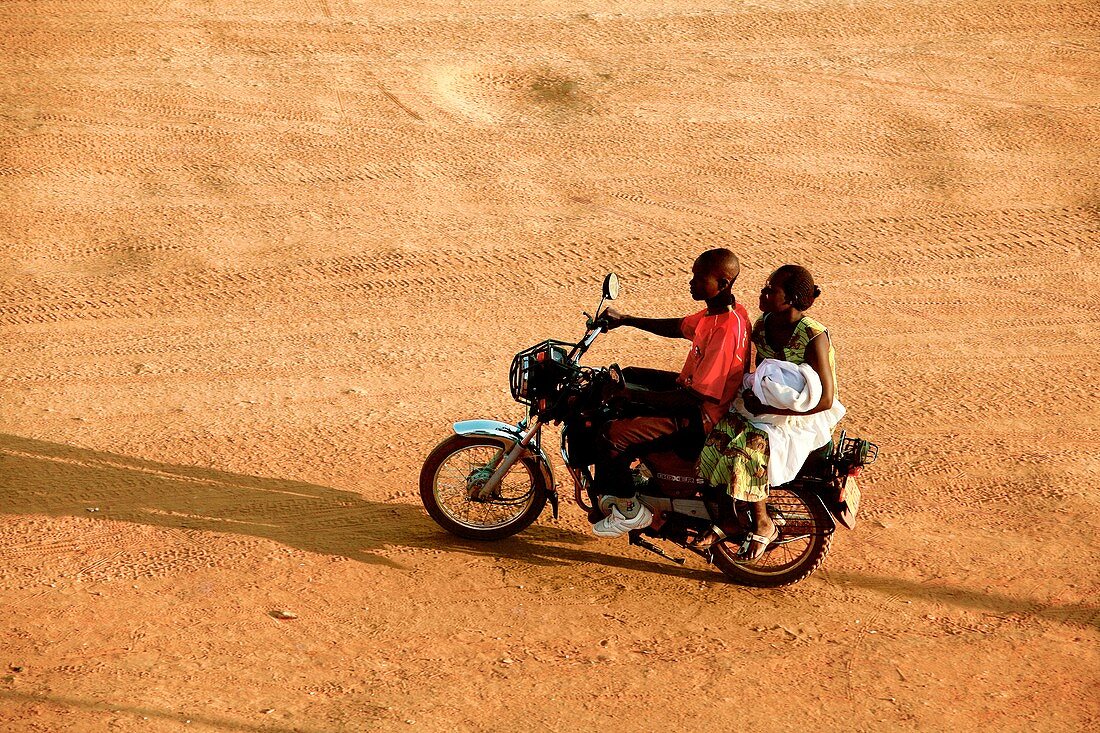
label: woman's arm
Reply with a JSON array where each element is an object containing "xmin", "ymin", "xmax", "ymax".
[{"xmin": 743, "ymin": 333, "xmax": 835, "ymax": 416}]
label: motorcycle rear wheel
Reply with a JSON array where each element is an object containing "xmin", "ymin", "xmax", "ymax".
[
  {"xmin": 711, "ymin": 486, "xmax": 833, "ymax": 588},
  {"xmin": 420, "ymin": 435, "xmax": 548, "ymax": 541}
]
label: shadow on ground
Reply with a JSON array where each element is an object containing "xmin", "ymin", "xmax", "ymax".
[
  {"xmin": 0, "ymin": 433, "xmax": 722, "ymax": 582},
  {"xmin": 830, "ymin": 570, "xmax": 1100, "ymax": 631},
  {"xmin": 0, "ymin": 689, "xmax": 327, "ymax": 733},
  {"xmin": 4, "ymin": 433, "xmax": 1097, "ymax": 627}
]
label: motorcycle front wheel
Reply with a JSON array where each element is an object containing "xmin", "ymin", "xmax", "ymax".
[
  {"xmin": 710, "ymin": 485, "xmax": 833, "ymax": 588},
  {"xmin": 420, "ymin": 435, "xmax": 549, "ymax": 541}
]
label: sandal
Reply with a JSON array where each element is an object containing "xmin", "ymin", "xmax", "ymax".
[
  {"xmin": 739, "ymin": 523, "xmax": 780, "ymax": 561},
  {"xmin": 690, "ymin": 525, "xmax": 731, "ymax": 551}
]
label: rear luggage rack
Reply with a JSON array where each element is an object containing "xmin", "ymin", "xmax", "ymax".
[{"xmin": 833, "ymin": 430, "xmax": 878, "ymax": 477}]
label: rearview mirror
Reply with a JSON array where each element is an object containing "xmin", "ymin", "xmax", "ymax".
[{"xmin": 603, "ymin": 273, "xmax": 620, "ymax": 301}]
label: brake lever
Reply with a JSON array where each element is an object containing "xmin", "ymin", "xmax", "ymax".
[{"xmin": 584, "ymin": 311, "xmax": 610, "ymax": 331}]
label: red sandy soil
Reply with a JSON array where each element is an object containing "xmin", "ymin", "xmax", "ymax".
[{"xmin": 1, "ymin": 1, "xmax": 1098, "ymax": 731}]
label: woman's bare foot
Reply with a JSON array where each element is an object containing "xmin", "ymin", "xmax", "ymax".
[
  {"xmin": 740, "ymin": 500, "xmax": 779, "ymax": 560},
  {"xmin": 741, "ymin": 512, "xmax": 778, "ymax": 560}
]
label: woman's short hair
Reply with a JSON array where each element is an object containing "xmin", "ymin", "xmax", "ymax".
[{"xmin": 774, "ymin": 264, "xmax": 821, "ymax": 310}]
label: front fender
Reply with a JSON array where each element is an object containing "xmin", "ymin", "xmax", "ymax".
[
  {"xmin": 452, "ymin": 420, "xmax": 557, "ymax": 515},
  {"xmin": 453, "ymin": 419, "xmax": 525, "ymax": 446}
]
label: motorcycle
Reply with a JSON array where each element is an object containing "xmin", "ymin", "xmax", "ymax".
[{"xmin": 419, "ymin": 274, "xmax": 878, "ymax": 587}]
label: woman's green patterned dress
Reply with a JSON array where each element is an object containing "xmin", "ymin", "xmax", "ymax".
[{"xmin": 696, "ymin": 315, "xmax": 835, "ymax": 501}]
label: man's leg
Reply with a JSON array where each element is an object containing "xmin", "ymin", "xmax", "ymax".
[
  {"xmin": 591, "ymin": 415, "xmax": 684, "ymax": 536},
  {"xmin": 594, "ymin": 415, "xmax": 682, "ymax": 494},
  {"xmin": 621, "ymin": 367, "xmax": 680, "ymax": 393}
]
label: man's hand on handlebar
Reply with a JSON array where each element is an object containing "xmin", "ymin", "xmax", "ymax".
[{"xmin": 601, "ymin": 307, "xmax": 628, "ymax": 330}]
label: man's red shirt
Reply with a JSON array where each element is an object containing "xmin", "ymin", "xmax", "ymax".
[{"xmin": 678, "ymin": 304, "xmax": 752, "ymax": 430}]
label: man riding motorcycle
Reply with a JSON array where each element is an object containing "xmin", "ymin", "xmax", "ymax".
[{"xmin": 591, "ymin": 248, "xmax": 752, "ymax": 537}]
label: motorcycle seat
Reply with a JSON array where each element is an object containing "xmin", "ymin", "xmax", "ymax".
[{"xmin": 645, "ymin": 439, "xmax": 835, "ymax": 496}]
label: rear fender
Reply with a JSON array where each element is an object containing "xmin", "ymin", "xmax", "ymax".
[
  {"xmin": 800, "ymin": 477, "xmax": 857, "ymax": 530},
  {"xmin": 799, "ymin": 489, "xmax": 838, "ymax": 534},
  {"xmin": 452, "ymin": 420, "xmax": 558, "ymax": 517}
]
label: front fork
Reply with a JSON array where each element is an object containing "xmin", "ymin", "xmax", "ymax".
[
  {"xmin": 473, "ymin": 417, "xmax": 542, "ymax": 498},
  {"xmin": 451, "ymin": 418, "xmax": 558, "ymax": 518}
]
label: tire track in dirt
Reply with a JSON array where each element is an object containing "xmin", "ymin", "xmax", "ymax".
[
  {"xmin": 0, "ymin": 206, "xmax": 1093, "ymax": 326},
  {"xmin": 2, "ymin": 2, "xmax": 1098, "ymax": 730},
  {"xmin": 375, "ymin": 82, "xmax": 424, "ymax": 121}
]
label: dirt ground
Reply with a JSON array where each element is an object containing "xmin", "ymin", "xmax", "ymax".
[{"xmin": 2, "ymin": 0, "xmax": 1098, "ymax": 731}]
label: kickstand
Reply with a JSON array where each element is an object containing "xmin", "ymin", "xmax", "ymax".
[{"xmin": 628, "ymin": 531, "xmax": 685, "ymax": 565}]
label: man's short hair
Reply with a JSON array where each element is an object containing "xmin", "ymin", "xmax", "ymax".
[{"xmin": 698, "ymin": 248, "xmax": 740, "ymax": 280}]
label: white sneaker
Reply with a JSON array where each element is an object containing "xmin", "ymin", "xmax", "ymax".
[{"xmin": 591, "ymin": 498, "xmax": 653, "ymax": 538}]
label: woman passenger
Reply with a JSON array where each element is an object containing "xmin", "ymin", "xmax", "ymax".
[{"xmin": 695, "ymin": 264, "xmax": 839, "ymax": 558}]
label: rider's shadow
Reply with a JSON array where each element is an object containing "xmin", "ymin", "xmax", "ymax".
[
  {"xmin": 5, "ymin": 434, "xmax": 1096, "ymax": 621},
  {"xmin": 0, "ymin": 433, "xmax": 724, "ymax": 581}
]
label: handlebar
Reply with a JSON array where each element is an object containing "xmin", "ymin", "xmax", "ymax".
[
  {"xmin": 571, "ymin": 308, "xmax": 613, "ymax": 363},
  {"xmin": 584, "ymin": 312, "xmax": 611, "ymax": 332},
  {"xmin": 569, "ymin": 323, "xmax": 602, "ymax": 362}
]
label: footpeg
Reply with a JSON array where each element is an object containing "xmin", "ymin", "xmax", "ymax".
[{"xmin": 628, "ymin": 530, "xmax": 685, "ymax": 565}]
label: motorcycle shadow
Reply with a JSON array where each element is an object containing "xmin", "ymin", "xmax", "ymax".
[
  {"xmin": 438, "ymin": 528, "xmax": 729, "ymax": 583},
  {"xmin": 0, "ymin": 433, "xmax": 726, "ymax": 582}
]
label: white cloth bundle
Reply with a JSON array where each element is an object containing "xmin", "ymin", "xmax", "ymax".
[{"xmin": 732, "ymin": 358, "xmax": 846, "ymax": 486}]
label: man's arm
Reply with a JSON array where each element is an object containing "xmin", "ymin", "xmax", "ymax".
[{"xmin": 603, "ymin": 308, "xmax": 685, "ymax": 339}]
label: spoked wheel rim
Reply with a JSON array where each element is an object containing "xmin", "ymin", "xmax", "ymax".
[
  {"xmin": 432, "ymin": 443, "xmax": 538, "ymax": 531},
  {"xmin": 720, "ymin": 487, "xmax": 826, "ymax": 577}
]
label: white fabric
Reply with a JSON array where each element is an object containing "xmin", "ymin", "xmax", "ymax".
[
  {"xmin": 732, "ymin": 358, "xmax": 846, "ymax": 486},
  {"xmin": 751, "ymin": 359, "xmax": 821, "ymax": 415}
]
